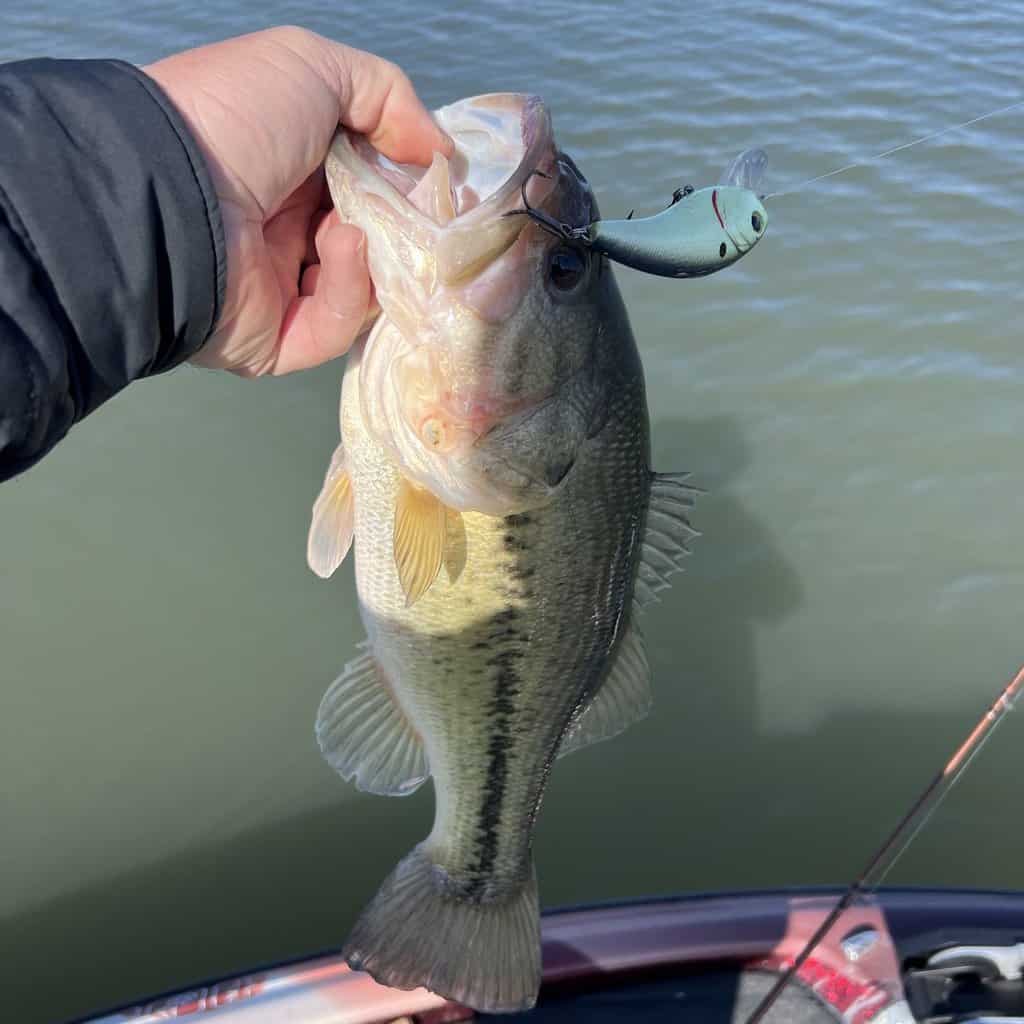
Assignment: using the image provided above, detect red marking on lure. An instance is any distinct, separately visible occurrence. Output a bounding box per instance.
[711,188,726,230]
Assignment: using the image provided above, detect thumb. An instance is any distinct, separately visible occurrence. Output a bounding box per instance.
[319,40,454,166]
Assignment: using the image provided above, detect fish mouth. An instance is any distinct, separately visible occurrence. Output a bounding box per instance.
[326,94,558,288]
[327,96,591,516]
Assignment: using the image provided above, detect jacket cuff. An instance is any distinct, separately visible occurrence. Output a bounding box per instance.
[126,61,228,366]
[0,58,226,420]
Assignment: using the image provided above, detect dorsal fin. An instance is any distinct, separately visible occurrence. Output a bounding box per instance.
[634,472,702,609]
[558,615,651,758]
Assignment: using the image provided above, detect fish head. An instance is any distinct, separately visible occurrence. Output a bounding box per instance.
[711,185,768,259]
[327,94,616,515]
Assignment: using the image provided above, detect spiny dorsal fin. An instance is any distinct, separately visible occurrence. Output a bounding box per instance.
[394,478,447,607]
[307,441,355,579]
[558,615,651,758]
[634,471,702,610]
[316,642,429,796]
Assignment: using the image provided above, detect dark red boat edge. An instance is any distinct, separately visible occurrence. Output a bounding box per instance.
[73,887,1024,1023]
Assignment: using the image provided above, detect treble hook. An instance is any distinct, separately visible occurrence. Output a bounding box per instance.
[503,170,591,245]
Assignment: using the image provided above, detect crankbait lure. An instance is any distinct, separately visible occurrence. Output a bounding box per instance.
[508,96,1024,283]
[507,148,769,278]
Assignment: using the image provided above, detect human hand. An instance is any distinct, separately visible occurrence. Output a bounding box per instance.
[144,27,451,376]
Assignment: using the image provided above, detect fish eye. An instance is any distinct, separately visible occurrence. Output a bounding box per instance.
[719,242,727,258]
[548,246,587,292]
[751,211,763,233]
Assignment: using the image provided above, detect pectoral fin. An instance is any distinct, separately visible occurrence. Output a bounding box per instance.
[558,616,651,758]
[316,642,429,796]
[307,442,355,579]
[634,471,701,609]
[394,478,447,607]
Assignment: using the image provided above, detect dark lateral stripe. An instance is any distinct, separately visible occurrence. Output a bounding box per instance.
[464,606,524,898]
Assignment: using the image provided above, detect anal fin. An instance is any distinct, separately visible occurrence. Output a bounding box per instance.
[558,616,651,758]
[316,643,429,796]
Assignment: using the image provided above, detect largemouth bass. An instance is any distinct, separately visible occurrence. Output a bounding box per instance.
[308,94,696,1012]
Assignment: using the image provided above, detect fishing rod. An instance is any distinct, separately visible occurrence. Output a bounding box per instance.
[745,663,1024,1024]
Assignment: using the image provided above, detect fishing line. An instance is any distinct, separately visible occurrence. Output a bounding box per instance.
[762,97,1024,200]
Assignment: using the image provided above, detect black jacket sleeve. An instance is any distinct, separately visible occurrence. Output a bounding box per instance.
[0,58,226,482]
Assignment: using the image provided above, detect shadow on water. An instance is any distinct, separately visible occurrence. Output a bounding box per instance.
[0,793,432,1024]
[653,414,805,731]
[4,416,1020,1024]
[535,414,806,899]
[634,418,1021,889]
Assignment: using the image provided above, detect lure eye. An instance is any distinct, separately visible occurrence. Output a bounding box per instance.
[751,211,763,233]
[547,246,587,292]
[719,242,728,259]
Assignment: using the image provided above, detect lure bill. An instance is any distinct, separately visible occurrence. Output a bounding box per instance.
[745,663,1024,1024]
[507,148,769,279]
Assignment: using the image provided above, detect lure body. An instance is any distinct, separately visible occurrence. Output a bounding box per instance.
[588,184,768,278]
[507,147,769,279]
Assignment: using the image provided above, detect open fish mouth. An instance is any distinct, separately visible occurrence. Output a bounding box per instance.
[324,94,599,516]
[326,93,559,288]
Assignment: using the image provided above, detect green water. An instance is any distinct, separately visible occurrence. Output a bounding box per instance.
[2,2,1023,1020]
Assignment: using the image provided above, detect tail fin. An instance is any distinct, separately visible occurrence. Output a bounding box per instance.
[343,844,540,1012]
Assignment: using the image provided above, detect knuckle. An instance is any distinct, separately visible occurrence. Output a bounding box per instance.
[377,58,409,89]
[267,24,315,46]
[264,25,333,62]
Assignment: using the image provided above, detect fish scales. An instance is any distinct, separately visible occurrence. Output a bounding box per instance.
[343,340,650,899]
